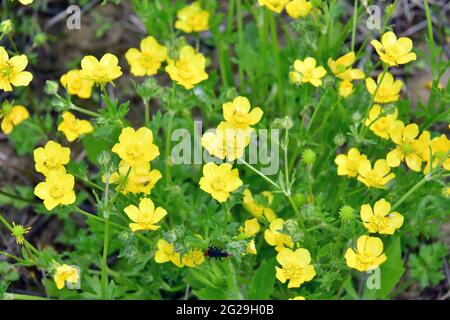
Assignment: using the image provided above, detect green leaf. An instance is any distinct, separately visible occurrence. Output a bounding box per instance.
[247,258,276,300]
[364,237,404,299]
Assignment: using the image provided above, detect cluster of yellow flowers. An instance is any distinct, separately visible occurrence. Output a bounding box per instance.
[33,141,76,210]
[155,239,205,268]
[199,96,264,202]
[0,46,33,134]
[290,51,365,97]
[53,264,79,290]
[258,0,313,19]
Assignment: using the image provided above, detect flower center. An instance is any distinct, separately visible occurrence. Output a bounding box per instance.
[125,144,145,162]
[50,185,65,199]
[44,158,60,170]
[211,177,226,191]
[140,53,155,69]
[401,143,414,155]
[0,62,13,78]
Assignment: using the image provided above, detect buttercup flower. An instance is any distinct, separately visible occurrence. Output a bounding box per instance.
[60,69,94,99]
[33,141,70,176]
[357,159,395,188]
[258,0,289,13]
[125,36,168,76]
[34,167,76,210]
[0,46,33,91]
[80,53,122,86]
[112,127,160,167]
[108,161,162,195]
[422,134,450,173]
[222,96,263,129]
[165,45,208,89]
[1,104,29,134]
[360,199,404,234]
[364,104,398,140]
[264,218,294,251]
[199,162,243,202]
[387,122,424,172]
[275,248,316,288]
[290,57,327,87]
[154,239,183,267]
[327,52,364,81]
[175,2,209,33]
[124,198,167,232]
[334,148,367,177]
[201,121,253,161]
[371,31,417,66]
[240,218,260,237]
[181,249,205,267]
[54,264,79,290]
[11,222,31,245]
[19,0,34,4]
[285,0,312,19]
[345,235,387,272]
[289,296,306,300]
[339,80,353,98]
[242,189,277,221]
[58,112,93,142]
[365,72,402,104]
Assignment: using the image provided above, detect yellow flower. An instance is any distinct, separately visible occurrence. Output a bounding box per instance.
[199,162,243,203]
[165,45,208,89]
[264,218,294,251]
[1,105,29,134]
[60,69,94,99]
[108,160,162,195]
[154,239,183,267]
[111,127,160,167]
[182,249,205,267]
[80,53,122,86]
[360,199,404,235]
[290,57,327,87]
[357,159,395,189]
[334,148,367,177]
[258,0,289,13]
[289,295,305,300]
[242,189,277,221]
[57,112,93,142]
[371,31,416,66]
[125,36,168,76]
[201,121,253,161]
[222,96,263,129]
[33,141,70,176]
[386,122,424,172]
[175,2,209,33]
[19,0,34,4]
[0,46,33,92]
[338,80,353,98]
[285,0,312,19]
[34,167,76,210]
[327,52,365,81]
[345,235,387,272]
[54,264,79,290]
[239,218,261,237]
[246,240,257,255]
[364,104,398,140]
[124,198,167,232]
[275,248,316,288]
[422,134,450,173]
[365,72,402,104]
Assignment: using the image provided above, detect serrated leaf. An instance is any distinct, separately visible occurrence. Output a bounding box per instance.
[247,258,276,300]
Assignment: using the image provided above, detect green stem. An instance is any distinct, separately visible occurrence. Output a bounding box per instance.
[350,0,358,52]
[236,0,244,89]
[268,12,283,112]
[4,293,49,300]
[101,174,111,299]
[0,189,35,203]
[0,214,40,256]
[69,104,101,118]
[307,90,328,132]
[391,175,431,211]
[240,159,281,190]
[144,98,150,128]
[165,112,174,186]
